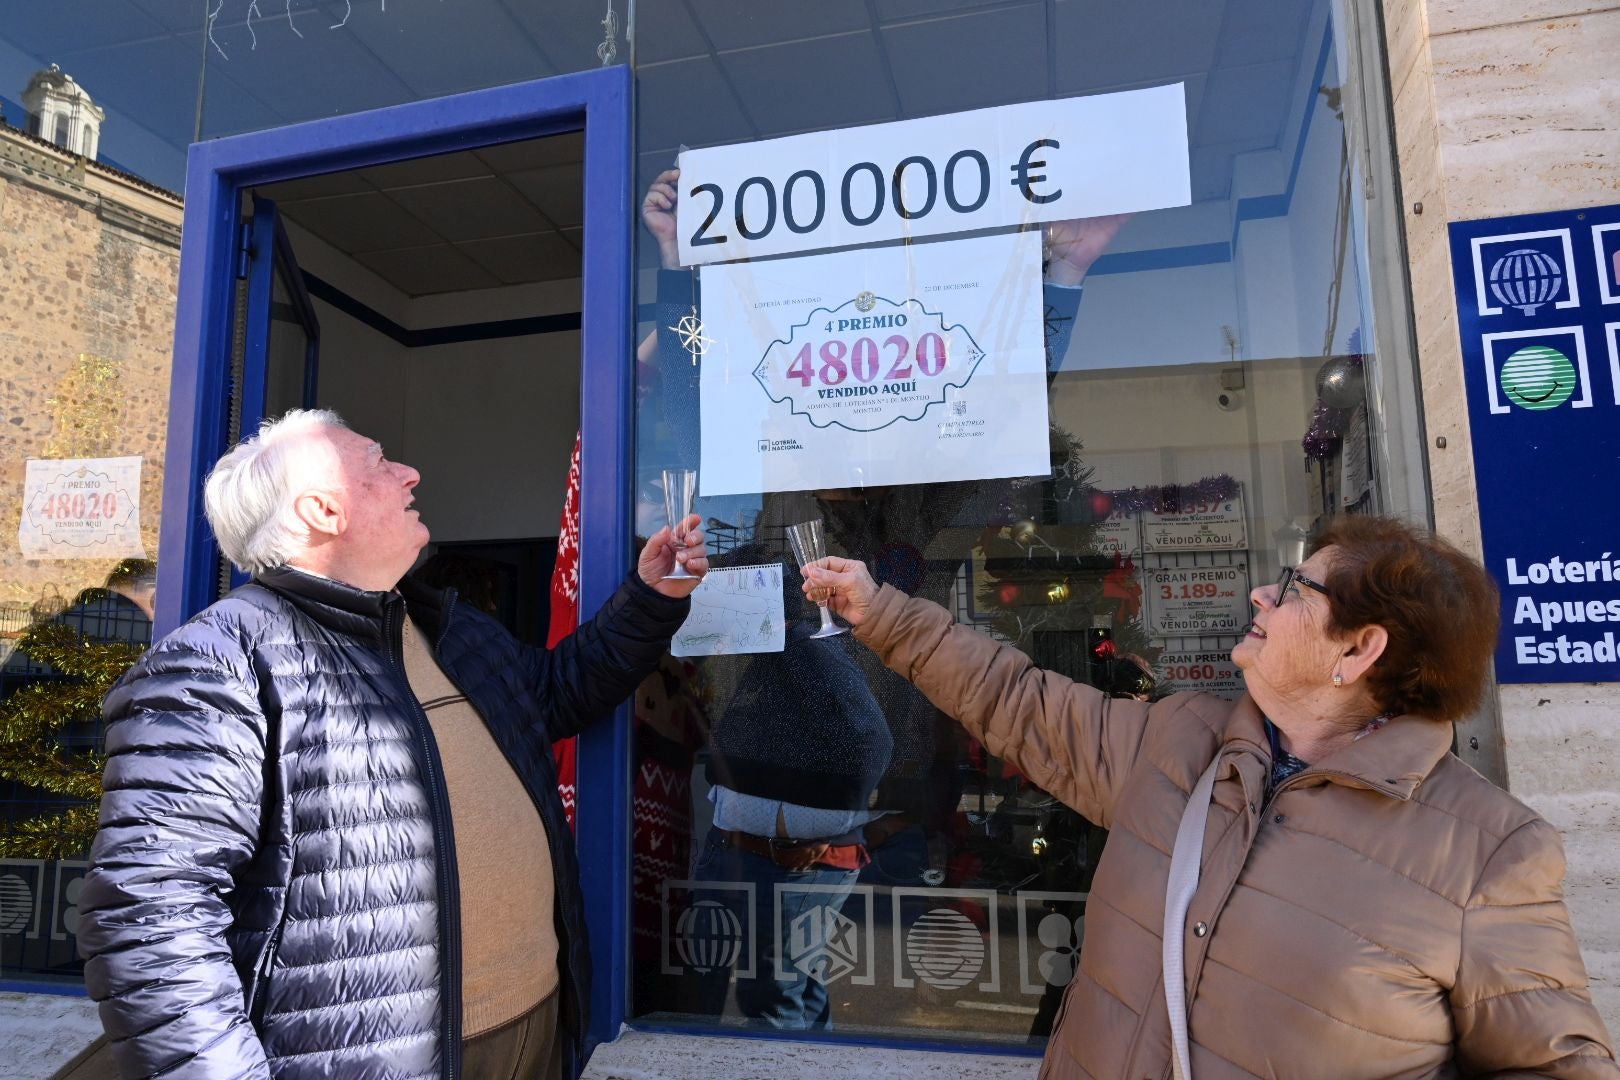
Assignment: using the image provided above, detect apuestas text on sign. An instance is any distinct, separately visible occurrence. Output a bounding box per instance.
[1502,551,1620,667]
[676,85,1190,266]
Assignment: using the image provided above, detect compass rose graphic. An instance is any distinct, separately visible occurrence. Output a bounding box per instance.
[670,307,713,365]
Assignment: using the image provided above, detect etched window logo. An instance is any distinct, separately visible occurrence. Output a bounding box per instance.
[787,904,859,985]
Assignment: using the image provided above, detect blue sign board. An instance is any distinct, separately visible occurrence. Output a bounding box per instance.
[1449,202,1620,683]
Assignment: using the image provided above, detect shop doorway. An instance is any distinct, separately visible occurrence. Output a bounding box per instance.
[241,135,588,643]
[157,68,636,1049]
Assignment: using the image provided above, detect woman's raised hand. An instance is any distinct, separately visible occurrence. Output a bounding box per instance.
[802,556,879,627]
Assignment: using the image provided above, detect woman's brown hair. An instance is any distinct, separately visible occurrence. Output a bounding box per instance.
[1310,516,1499,722]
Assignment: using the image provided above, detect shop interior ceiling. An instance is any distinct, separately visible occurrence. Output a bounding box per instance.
[6,0,1313,282]
[266,136,586,297]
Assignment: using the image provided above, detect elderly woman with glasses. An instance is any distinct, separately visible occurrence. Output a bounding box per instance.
[804,515,1616,1079]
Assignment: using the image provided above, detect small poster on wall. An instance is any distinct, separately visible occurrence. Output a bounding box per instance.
[698,231,1050,495]
[1092,509,1139,556]
[1144,557,1250,637]
[1142,490,1247,552]
[1155,649,1245,699]
[19,457,145,560]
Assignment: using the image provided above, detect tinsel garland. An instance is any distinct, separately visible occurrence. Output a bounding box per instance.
[1302,401,1349,460]
[0,623,141,859]
[1102,474,1242,516]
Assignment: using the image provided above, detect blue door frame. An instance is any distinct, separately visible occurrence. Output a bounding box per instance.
[157,66,636,1053]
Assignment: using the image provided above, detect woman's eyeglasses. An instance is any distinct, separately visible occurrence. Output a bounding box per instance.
[1274,566,1330,606]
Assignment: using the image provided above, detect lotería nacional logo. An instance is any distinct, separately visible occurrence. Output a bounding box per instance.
[1488,248,1564,316]
[673,900,744,974]
[1499,345,1578,410]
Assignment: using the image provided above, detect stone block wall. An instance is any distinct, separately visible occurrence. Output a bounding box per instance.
[0,135,180,620]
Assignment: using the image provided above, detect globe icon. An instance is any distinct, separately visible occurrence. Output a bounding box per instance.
[674,900,743,974]
[0,873,33,933]
[1488,248,1563,315]
[1499,345,1578,411]
[904,908,984,989]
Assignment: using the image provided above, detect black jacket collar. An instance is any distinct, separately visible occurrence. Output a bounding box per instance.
[253,565,455,648]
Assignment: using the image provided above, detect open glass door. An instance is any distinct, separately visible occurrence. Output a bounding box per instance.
[219,195,321,593]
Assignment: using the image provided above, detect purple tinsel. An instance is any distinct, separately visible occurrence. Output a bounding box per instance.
[1107,474,1242,516]
[1302,401,1349,460]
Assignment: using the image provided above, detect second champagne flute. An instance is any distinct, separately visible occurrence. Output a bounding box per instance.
[661,468,698,581]
[785,519,846,639]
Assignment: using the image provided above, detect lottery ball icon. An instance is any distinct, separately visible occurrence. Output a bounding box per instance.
[904,908,984,989]
[1499,345,1577,411]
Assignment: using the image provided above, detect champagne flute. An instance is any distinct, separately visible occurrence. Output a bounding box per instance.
[785,519,846,639]
[661,468,699,581]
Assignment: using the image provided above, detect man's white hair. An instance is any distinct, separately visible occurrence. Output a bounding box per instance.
[204,409,348,575]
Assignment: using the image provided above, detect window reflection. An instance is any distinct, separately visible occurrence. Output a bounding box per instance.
[632,0,1383,1047]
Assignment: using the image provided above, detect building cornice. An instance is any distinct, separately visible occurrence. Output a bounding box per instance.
[0,125,181,249]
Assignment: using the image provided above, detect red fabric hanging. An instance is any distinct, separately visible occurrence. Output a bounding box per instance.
[548,431,583,831]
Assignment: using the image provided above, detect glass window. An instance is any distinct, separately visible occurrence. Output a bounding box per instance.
[0,214,178,983]
[630,0,1398,1050]
[0,7,185,983]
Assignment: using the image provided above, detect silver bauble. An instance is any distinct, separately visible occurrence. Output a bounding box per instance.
[1315,357,1365,411]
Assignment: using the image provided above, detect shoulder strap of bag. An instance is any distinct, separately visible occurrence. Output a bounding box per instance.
[1163,754,1221,1080]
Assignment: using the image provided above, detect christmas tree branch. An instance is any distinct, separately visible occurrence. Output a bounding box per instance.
[0,804,99,860]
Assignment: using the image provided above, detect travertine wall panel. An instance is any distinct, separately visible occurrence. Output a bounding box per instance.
[1429,12,1620,218]
[1427,1,1620,37]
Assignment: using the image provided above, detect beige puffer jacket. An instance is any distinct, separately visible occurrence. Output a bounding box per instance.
[856,585,1618,1079]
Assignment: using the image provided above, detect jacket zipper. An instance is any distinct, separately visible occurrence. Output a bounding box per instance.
[386,602,463,1080]
[246,913,289,1026]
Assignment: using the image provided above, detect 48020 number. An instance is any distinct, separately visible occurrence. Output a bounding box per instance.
[38,491,118,521]
[784,332,949,387]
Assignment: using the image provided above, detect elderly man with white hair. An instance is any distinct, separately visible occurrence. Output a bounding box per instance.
[76,409,707,1080]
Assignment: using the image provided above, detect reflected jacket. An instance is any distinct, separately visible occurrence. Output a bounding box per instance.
[855,585,1619,1079]
[78,566,689,1080]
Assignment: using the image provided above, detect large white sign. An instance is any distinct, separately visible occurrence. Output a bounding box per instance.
[699,232,1050,495]
[676,85,1191,266]
[20,457,145,560]
[1145,557,1250,637]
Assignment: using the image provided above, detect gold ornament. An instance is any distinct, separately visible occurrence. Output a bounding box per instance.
[1046,581,1070,604]
[1010,519,1038,545]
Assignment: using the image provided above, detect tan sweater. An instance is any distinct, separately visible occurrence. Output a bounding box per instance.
[401,617,559,1037]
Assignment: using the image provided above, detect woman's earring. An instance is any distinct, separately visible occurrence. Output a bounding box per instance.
[1332,671,1344,688]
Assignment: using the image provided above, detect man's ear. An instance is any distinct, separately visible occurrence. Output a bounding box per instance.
[293,489,346,540]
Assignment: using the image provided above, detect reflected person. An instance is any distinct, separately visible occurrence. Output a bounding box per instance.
[687,557,892,1030]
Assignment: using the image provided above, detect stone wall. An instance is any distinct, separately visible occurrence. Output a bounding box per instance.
[0,131,180,625]
[1383,0,1620,1031]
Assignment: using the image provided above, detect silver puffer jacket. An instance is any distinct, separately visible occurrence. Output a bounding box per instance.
[77,567,688,1079]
